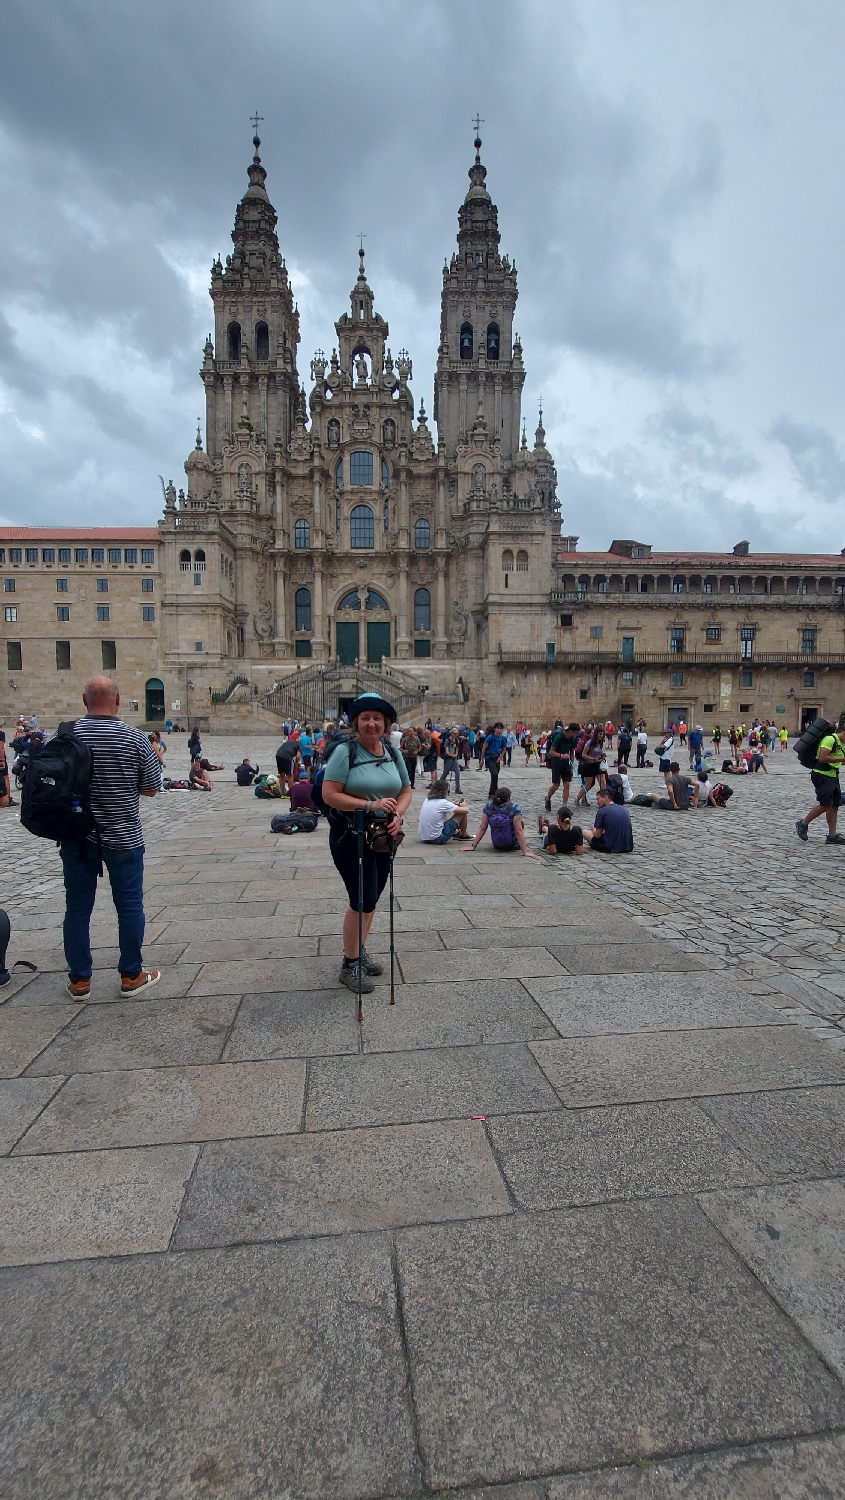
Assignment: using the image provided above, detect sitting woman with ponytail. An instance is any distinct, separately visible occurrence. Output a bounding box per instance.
[320,693,413,995]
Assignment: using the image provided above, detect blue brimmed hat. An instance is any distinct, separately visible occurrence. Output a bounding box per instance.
[348,692,397,725]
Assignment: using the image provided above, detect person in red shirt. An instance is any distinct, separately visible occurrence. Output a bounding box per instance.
[290,770,317,814]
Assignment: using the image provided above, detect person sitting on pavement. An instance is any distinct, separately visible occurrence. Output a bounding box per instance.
[189,756,213,790]
[694,769,719,807]
[418,778,469,843]
[235,758,259,786]
[538,804,584,855]
[630,762,692,810]
[290,769,318,814]
[795,722,845,845]
[253,774,283,798]
[582,786,634,853]
[461,786,540,858]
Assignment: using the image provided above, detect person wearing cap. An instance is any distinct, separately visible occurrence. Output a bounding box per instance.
[320,692,413,994]
[289,768,317,814]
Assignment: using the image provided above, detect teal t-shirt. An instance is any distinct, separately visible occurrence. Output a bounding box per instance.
[322,740,410,799]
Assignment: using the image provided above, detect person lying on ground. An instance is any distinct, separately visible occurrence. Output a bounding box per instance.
[538,804,584,855]
[199,757,224,771]
[235,758,259,786]
[461,786,541,858]
[582,787,634,852]
[629,762,693,809]
[418,778,470,843]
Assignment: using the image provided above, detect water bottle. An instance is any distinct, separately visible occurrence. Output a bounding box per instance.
[70,797,82,814]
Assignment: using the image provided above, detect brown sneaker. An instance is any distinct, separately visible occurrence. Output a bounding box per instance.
[120,969,161,997]
[66,977,91,1000]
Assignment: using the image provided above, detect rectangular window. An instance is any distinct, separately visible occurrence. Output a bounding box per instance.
[194,641,203,652]
[294,638,312,657]
[7,641,22,670]
[622,670,634,686]
[621,636,634,660]
[741,669,753,687]
[142,577,154,592]
[414,638,431,657]
[596,580,608,593]
[56,577,68,592]
[42,548,55,563]
[579,688,589,699]
[704,703,715,712]
[142,605,155,621]
[141,548,154,564]
[124,548,138,564]
[804,670,815,687]
[4,578,14,592]
[91,547,105,563]
[25,548,38,563]
[108,548,121,563]
[57,605,70,621]
[194,571,202,586]
[739,703,752,712]
[671,669,684,686]
[58,547,71,563]
[545,642,556,662]
[0,548,4,563]
[706,627,721,641]
[349,450,374,486]
[670,629,685,653]
[589,625,603,639]
[10,548,22,562]
[741,627,755,660]
[101,640,117,670]
[702,582,713,594]
[96,578,108,592]
[802,628,817,654]
[4,605,17,621]
[672,580,685,593]
[97,605,110,622]
[56,640,71,670]
[560,613,573,627]
[75,548,88,563]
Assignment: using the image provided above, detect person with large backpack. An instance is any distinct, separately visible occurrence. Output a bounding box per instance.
[21,675,162,999]
[460,786,540,859]
[794,718,845,844]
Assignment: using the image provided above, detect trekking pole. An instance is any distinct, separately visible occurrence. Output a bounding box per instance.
[356,809,365,1023]
[388,839,396,1005]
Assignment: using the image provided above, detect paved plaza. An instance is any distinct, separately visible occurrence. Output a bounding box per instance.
[2,735,845,1498]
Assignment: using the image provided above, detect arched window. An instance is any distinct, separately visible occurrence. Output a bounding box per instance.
[486,323,500,360]
[335,458,343,488]
[227,322,241,361]
[255,322,269,361]
[366,589,389,610]
[295,588,311,631]
[516,550,529,572]
[460,323,473,359]
[502,549,514,572]
[414,517,430,549]
[381,457,390,488]
[193,549,205,563]
[414,587,431,631]
[350,450,374,486]
[472,465,486,493]
[294,518,310,550]
[350,504,374,548]
[382,418,396,446]
[179,549,191,564]
[338,590,361,610]
[383,499,390,534]
[327,418,341,446]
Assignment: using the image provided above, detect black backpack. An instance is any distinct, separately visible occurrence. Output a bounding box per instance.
[605,773,626,805]
[793,717,836,769]
[312,738,401,818]
[20,722,97,845]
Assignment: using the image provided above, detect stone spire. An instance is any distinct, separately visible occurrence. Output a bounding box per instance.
[215,129,290,294]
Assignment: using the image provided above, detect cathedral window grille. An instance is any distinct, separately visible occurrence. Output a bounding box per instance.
[516,550,529,572]
[295,588,312,631]
[382,419,396,446]
[350,504,375,548]
[502,549,514,572]
[414,587,431,631]
[255,322,269,361]
[486,323,500,360]
[802,628,817,654]
[327,418,341,446]
[366,589,389,611]
[472,465,486,493]
[414,517,430,549]
[193,550,206,568]
[670,629,685,654]
[381,457,390,488]
[180,550,192,570]
[294,518,310,550]
[350,450,374,487]
[460,323,473,359]
[227,322,241,361]
[383,500,390,534]
[338,590,361,610]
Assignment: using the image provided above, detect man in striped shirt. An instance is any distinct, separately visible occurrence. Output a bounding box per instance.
[62,676,162,999]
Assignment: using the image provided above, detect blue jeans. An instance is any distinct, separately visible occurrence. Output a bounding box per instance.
[61,842,146,981]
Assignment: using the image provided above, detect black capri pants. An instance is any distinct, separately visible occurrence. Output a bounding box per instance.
[329,817,392,913]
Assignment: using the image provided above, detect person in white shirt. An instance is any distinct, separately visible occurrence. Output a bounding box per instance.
[694,770,718,807]
[617,768,634,802]
[389,725,403,752]
[418,779,469,843]
[636,728,649,768]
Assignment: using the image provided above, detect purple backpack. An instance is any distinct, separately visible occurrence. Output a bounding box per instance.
[488,803,517,849]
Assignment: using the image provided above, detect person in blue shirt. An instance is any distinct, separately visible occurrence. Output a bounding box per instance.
[298,726,313,769]
[582,787,634,853]
[482,722,506,797]
[687,724,704,770]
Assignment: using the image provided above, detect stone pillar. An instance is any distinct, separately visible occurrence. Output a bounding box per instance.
[224,376,233,439]
[434,555,448,658]
[203,375,215,459]
[259,375,268,439]
[313,565,328,659]
[313,474,323,544]
[274,558,287,644]
[397,558,411,658]
[494,377,502,438]
[459,375,467,437]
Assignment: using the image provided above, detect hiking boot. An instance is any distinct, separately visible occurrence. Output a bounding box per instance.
[544,796,552,812]
[825,832,845,845]
[66,977,91,1000]
[794,819,809,842]
[338,959,374,994]
[120,969,161,997]
[359,946,384,976]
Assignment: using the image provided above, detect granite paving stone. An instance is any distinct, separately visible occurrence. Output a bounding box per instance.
[697,1086,845,1180]
[360,980,557,1052]
[0,1077,65,1154]
[175,1118,512,1246]
[8,961,203,1006]
[439,922,642,950]
[25,995,241,1075]
[306,1043,560,1130]
[530,1025,845,1106]
[398,947,566,983]
[153,915,292,943]
[700,1177,845,1380]
[178,934,319,962]
[545,1433,845,1498]
[547,943,713,975]
[487,1101,766,1209]
[0,1238,419,1499]
[143,881,250,906]
[14,1059,306,1153]
[189,955,358,995]
[13,941,189,974]
[464,905,626,930]
[222,988,360,1060]
[0,1144,197,1266]
[300,906,473,935]
[523,972,786,1036]
[0,1004,78,1077]
[396,1196,845,1490]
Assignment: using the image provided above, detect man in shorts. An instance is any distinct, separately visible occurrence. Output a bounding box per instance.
[544,722,578,811]
[795,727,845,844]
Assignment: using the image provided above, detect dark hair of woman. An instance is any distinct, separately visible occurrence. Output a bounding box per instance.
[491,786,512,806]
[427,778,450,799]
[587,730,604,752]
[557,806,572,822]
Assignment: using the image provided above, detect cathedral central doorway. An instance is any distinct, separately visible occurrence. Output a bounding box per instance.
[366,621,390,664]
[336,622,359,664]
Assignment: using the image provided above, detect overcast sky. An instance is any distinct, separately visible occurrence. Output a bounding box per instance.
[1,0,844,552]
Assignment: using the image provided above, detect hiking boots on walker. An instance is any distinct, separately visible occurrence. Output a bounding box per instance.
[359,946,384,976]
[339,957,374,994]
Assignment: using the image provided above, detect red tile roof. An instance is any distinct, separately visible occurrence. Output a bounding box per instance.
[0,527,158,541]
[555,552,845,566]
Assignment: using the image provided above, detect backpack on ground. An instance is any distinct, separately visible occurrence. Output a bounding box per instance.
[20,722,98,846]
[712,783,734,806]
[488,804,517,849]
[271,812,319,834]
[605,773,626,805]
[312,738,402,818]
[793,718,835,769]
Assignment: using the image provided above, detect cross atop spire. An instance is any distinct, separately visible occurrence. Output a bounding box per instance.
[472,113,484,162]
